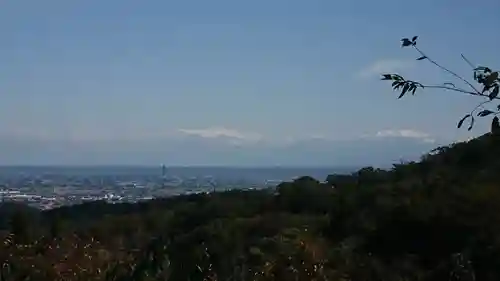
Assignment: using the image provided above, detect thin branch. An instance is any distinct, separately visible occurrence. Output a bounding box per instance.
[413,45,482,95]
[420,85,500,100]
[470,99,494,115]
[423,85,476,95]
[460,54,476,69]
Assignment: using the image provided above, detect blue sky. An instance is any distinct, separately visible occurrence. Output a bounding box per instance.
[0,0,499,166]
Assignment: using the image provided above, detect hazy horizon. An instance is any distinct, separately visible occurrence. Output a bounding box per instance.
[0,134,445,166]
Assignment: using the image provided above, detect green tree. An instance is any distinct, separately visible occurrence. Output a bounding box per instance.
[9,210,32,244]
[381,36,500,133]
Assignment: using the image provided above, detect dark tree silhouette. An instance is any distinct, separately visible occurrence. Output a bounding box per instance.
[381,36,500,132]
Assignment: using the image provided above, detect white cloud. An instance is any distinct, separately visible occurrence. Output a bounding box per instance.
[358,59,415,78]
[374,129,435,143]
[375,129,428,138]
[178,127,263,142]
[421,138,436,143]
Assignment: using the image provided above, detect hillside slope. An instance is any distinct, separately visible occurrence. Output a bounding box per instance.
[0,134,499,281]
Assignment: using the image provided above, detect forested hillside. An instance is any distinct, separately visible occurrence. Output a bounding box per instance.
[0,133,499,281]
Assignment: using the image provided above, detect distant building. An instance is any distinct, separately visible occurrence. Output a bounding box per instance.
[161,164,166,188]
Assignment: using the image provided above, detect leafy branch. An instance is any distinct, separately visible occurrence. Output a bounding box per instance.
[381,36,500,133]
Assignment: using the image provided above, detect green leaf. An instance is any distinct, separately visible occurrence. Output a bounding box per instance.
[398,83,410,98]
[468,117,475,131]
[457,114,471,128]
[475,66,489,71]
[485,72,499,86]
[381,74,392,80]
[392,74,403,81]
[477,110,495,117]
[394,81,405,90]
[408,84,414,94]
[401,38,413,47]
[402,83,410,92]
[249,247,263,256]
[416,56,427,60]
[412,36,418,42]
[489,85,499,100]
[492,116,500,134]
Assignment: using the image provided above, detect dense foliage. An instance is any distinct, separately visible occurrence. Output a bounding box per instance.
[0,133,499,280]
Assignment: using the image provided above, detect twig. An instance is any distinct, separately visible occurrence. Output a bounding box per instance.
[420,85,500,100]
[460,54,476,70]
[413,45,482,95]
[470,99,494,115]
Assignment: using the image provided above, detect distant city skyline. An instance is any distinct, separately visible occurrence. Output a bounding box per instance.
[0,0,498,165]
[0,164,332,210]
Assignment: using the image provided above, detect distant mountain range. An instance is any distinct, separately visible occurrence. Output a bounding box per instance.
[0,135,444,167]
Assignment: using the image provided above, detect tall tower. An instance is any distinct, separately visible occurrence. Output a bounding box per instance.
[161,164,166,188]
